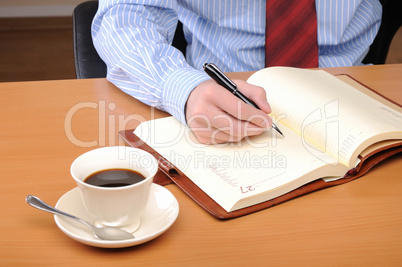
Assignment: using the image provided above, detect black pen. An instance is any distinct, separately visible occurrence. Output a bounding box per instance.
[203,63,284,137]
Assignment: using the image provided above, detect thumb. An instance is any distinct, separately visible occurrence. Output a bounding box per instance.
[235,80,272,114]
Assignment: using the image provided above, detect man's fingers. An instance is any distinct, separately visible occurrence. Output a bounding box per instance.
[188,111,266,144]
[235,80,272,114]
[210,89,272,129]
[185,79,273,144]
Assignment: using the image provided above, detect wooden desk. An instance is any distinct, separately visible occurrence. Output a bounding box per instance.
[1,64,401,266]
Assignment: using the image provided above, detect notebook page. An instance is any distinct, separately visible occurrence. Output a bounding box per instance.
[134,117,346,212]
[247,67,402,168]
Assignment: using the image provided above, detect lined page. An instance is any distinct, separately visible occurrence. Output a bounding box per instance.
[247,67,402,167]
[135,117,346,212]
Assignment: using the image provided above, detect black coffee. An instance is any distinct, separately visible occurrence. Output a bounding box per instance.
[84,168,146,188]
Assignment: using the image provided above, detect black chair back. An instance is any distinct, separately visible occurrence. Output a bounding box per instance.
[73,1,107,79]
[362,0,402,64]
[73,1,187,79]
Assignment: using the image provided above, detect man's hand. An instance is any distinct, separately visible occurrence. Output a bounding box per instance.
[185,79,272,144]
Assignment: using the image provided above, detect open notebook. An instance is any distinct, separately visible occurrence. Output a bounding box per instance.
[120,68,402,219]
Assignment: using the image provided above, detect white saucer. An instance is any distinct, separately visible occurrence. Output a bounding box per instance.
[54,184,179,248]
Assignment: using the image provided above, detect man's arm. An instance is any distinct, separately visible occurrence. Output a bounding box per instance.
[92,0,210,125]
[92,0,272,144]
[316,0,382,67]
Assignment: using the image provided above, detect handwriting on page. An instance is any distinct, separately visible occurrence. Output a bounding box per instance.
[207,164,238,187]
[339,134,357,161]
[239,170,288,194]
[207,164,257,194]
[240,186,255,193]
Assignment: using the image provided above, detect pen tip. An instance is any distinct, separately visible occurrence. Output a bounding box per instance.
[272,124,284,137]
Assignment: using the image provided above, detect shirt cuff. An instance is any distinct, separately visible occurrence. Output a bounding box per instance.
[161,67,210,125]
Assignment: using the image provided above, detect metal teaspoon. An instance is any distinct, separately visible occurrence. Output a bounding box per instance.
[26,195,134,241]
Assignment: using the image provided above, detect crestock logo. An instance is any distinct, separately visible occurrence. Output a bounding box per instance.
[301,99,340,165]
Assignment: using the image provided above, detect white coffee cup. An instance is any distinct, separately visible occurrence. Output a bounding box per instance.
[70,146,158,232]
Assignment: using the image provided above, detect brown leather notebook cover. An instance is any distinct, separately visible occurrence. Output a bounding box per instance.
[119,129,402,219]
[119,75,402,219]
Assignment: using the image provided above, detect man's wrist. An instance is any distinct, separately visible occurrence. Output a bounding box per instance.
[162,68,210,125]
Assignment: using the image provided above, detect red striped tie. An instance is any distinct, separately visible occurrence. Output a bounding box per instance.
[265,0,319,68]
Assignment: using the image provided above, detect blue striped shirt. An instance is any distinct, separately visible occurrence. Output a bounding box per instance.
[92,0,382,125]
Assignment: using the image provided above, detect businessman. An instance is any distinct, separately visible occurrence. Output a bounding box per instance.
[92,0,381,144]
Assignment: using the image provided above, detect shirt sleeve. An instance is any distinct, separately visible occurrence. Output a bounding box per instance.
[316,0,382,67]
[92,0,210,125]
